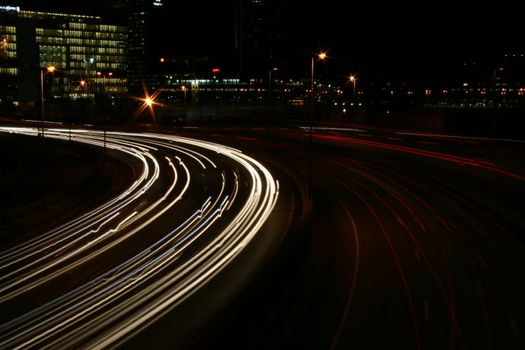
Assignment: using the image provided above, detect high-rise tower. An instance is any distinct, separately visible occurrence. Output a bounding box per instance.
[236,0,287,80]
[102,0,163,93]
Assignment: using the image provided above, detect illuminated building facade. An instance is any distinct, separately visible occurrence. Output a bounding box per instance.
[0,5,127,110]
[102,0,163,93]
[0,6,19,105]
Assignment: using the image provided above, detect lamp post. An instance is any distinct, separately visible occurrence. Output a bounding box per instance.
[309,52,327,199]
[96,71,112,156]
[349,74,357,103]
[181,85,187,105]
[40,65,56,138]
[39,64,55,210]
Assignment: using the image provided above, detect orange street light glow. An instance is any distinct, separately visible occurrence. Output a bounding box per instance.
[132,84,164,125]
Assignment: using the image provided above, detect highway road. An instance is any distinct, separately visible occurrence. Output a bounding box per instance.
[0,126,300,349]
[1,123,523,349]
[178,125,525,350]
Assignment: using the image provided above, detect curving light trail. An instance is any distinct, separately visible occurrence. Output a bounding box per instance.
[0,126,279,349]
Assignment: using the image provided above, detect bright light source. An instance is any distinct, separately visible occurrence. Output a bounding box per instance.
[318,52,327,60]
[145,98,153,106]
[47,65,56,73]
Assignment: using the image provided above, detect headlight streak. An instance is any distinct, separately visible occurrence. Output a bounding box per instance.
[0,127,279,349]
[0,131,153,265]
[0,134,163,302]
[90,150,279,349]
[125,135,216,171]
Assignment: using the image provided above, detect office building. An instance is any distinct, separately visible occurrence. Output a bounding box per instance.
[102,0,163,93]
[0,5,127,112]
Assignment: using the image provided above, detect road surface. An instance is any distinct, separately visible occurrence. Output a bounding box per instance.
[0,126,303,349]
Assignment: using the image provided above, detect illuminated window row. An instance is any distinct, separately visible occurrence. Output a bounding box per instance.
[0,34,16,42]
[36,28,67,36]
[95,63,124,70]
[69,62,124,70]
[0,26,16,34]
[39,45,67,54]
[38,36,124,48]
[0,67,19,75]
[21,10,101,20]
[65,38,123,47]
[37,36,65,45]
[70,47,124,55]
[59,30,125,40]
[68,23,125,33]
[105,86,127,93]
[70,53,124,61]
[93,78,127,84]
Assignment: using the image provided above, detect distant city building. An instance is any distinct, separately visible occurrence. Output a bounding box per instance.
[0,5,127,112]
[102,0,163,93]
[236,0,288,81]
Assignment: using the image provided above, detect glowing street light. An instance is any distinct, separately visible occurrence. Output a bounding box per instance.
[309,51,327,199]
[132,88,162,126]
[348,74,357,102]
[40,64,56,138]
[39,64,55,210]
[311,52,327,107]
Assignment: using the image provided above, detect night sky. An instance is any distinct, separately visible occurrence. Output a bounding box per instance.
[11,0,524,82]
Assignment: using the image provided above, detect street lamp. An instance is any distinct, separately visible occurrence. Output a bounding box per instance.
[309,51,327,199]
[39,64,55,210]
[349,74,357,103]
[181,85,187,105]
[132,89,161,126]
[311,52,327,108]
[96,71,113,155]
[40,64,56,138]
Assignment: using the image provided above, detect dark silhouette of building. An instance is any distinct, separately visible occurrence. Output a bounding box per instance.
[102,0,163,94]
[236,0,288,81]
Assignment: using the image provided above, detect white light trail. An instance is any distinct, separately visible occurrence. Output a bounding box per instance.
[0,126,279,349]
